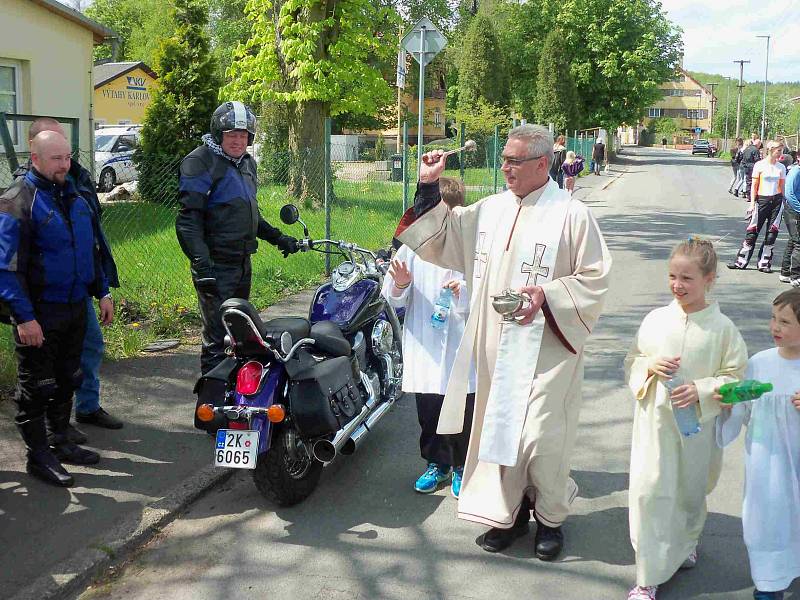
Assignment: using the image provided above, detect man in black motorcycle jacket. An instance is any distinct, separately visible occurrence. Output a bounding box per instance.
[176,101,299,375]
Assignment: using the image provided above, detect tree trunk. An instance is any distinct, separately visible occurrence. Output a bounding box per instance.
[287,100,328,209]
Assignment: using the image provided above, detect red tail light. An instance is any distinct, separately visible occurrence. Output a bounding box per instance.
[236,361,263,395]
[228,420,249,430]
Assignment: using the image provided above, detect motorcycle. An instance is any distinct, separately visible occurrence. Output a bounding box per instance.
[194,204,403,506]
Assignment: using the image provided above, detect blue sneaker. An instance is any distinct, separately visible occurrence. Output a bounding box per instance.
[451,467,463,498]
[414,463,451,493]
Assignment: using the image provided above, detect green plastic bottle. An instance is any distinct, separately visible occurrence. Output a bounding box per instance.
[718,380,773,404]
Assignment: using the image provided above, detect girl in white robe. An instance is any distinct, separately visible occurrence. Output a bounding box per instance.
[624,238,748,600]
[716,289,800,600]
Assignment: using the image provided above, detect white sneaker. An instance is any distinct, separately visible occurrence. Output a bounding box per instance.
[628,585,658,600]
[779,275,791,283]
[680,547,698,569]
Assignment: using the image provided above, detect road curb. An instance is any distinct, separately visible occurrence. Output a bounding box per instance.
[11,464,235,600]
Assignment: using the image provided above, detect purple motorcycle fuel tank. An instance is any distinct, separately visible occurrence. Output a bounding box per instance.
[309,279,384,333]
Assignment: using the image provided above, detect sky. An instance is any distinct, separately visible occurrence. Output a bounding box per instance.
[659,0,800,83]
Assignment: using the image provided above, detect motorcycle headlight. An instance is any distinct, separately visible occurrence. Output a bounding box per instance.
[371,319,393,354]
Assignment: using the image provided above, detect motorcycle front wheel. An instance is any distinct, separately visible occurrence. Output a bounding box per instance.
[253,425,323,506]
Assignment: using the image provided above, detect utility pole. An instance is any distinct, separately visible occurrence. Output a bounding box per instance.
[756,34,771,140]
[705,82,718,135]
[723,78,731,150]
[733,59,750,139]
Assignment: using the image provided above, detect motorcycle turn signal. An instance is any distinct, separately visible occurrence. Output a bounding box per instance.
[267,404,286,423]
[196,403,216,422]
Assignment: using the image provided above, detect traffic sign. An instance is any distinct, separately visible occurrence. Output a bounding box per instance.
[694,127,702,134]
[401,17,447,66]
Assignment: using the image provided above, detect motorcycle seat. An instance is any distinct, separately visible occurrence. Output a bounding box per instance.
[263,317,311,344]
[310,321,351,357]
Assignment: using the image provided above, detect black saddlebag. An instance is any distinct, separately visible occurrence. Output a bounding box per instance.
[193,356,236,432]
[290,355,364,438]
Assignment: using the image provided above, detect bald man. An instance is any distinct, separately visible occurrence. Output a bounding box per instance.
[14,118,122,437]
[0,131,111,487]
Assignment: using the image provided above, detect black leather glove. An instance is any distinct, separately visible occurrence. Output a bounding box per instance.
[194,277,219,297]
[276,235,299,258]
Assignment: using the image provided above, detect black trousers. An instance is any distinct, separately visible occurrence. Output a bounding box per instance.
[14,301,86,429]
[781,202,800,281]
[196,257,252,375]
[416,392,474,468]
[732,195,784,269]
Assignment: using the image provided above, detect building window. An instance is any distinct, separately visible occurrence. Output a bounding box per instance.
[0,60,21,146]
[648,108,663,118]
[433,109,442,128]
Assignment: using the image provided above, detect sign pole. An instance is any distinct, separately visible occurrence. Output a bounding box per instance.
[416,27,426,177]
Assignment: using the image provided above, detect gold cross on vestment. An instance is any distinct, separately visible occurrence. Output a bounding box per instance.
[521,243,549,285]
[474,232,489,278]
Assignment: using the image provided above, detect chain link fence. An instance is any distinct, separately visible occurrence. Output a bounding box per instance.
[0,125,596,323]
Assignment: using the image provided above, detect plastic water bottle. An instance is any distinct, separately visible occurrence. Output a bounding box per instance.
[664,372,701,437]
[431,288,453,330]
[718,380,773,404]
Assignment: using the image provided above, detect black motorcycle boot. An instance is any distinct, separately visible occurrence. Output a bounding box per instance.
[18,418,74,487]
[476,496,531,553]
[534,519,565,561]
[48,400,100,466]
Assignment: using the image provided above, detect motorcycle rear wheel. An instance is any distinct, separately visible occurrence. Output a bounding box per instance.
[253,425,323,506]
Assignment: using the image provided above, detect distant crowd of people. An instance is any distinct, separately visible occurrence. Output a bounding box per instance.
[548,134,606,196]
[726,133,800,285]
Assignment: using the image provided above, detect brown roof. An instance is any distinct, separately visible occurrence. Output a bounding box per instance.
[93,62,158,88]
[28,0,116,44]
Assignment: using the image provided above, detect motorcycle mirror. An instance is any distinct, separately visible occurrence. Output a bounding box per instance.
[280,331,293,355]
[280,204,300,226]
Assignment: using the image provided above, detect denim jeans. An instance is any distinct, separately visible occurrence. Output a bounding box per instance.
[74,297,104,414]
[781,202,800,281]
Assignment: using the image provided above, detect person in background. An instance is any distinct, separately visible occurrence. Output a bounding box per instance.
[550,135,568,188]
[728,138,744,197]
[740,139,763,201]
[381,176,475,498]
[779,150,800,286]
[728,140,787,273]
[560,151,585,196]
[592,138,606,175]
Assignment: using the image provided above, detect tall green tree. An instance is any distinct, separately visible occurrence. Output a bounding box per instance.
[134,0,221,203]
[207,0,251,81]
[534,29,581,133]
[559,0,683,129]
[224,0,398,206]
[456,13,509,113]
[86,0,175,67]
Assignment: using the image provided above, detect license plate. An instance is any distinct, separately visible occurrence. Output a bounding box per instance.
[214,429,259,469]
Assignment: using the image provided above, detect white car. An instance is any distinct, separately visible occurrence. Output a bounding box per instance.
[94,126,141,192]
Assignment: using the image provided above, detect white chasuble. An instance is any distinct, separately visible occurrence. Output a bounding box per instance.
[397,177,612,528]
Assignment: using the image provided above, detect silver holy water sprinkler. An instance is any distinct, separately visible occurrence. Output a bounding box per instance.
[441,139,477,159]
[491,289,527,322]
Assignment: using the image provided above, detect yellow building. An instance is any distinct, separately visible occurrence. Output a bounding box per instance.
[0,0,113,158]
[93,61,158,127]
[645,69,716,141]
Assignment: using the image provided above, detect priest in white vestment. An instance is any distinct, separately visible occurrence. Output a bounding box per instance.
[394,124,612,559]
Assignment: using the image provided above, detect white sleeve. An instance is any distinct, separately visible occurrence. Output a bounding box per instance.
[715,401,752,447]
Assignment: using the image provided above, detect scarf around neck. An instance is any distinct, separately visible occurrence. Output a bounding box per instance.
[202,133,245,166]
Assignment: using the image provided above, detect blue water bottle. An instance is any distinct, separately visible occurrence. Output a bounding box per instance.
[431,288,453,330]
[664,372,701,437]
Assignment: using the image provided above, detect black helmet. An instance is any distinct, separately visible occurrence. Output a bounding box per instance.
[210,101,256,145]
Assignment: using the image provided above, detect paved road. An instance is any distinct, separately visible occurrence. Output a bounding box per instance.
[77,147,798,600]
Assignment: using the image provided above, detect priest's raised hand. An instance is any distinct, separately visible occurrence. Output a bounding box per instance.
[512,285,545,325]
[419,150,448,183]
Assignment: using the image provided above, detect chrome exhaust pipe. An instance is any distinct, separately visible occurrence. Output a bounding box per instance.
[311,372,376,464]
[340,399,394,456]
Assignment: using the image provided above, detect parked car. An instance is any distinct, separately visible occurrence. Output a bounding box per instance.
[94,126,141,192]
[691,139,715,157]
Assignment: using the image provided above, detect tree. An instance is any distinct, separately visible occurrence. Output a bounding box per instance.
[454,98,507,167]
[207,0,251,81]
[534,29,581,133]
[559,0,683,129]
[134,0,222,203]
[224,0,398,206]
[650,116,678,142]
[456,13,509,113]
[86,0,175,66]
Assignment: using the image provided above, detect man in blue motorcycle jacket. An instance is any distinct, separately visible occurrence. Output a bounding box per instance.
[0,131,113,487]
[176,101,299,375]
